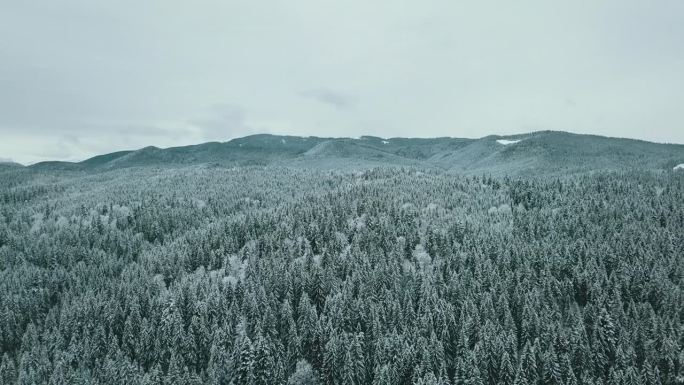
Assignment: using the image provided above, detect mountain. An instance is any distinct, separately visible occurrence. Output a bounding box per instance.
[24,131,684,175]
[0,159,24,173]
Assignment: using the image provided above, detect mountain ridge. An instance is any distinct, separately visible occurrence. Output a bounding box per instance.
[13,130,684,175]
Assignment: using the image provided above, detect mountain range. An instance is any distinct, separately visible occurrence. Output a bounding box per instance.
[7,131,684,176]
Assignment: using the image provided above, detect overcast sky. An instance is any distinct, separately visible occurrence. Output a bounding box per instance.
[1,0,683,164]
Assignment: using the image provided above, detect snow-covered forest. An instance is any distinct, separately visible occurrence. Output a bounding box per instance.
[0,166,682,384]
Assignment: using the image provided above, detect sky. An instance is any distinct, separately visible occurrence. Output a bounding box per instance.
[1,0,683,164]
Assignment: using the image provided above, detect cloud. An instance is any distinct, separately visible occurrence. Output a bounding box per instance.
[0,157,15,163]
[0,123,205,164]
[1,0,683,163]
[300,88,356,110]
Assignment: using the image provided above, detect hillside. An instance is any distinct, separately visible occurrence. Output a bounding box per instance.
[16,131,684,175]
[1,133,683,385]
[1,162,682,385]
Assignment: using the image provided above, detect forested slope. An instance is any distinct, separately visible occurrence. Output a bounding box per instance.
[23,131,684,175]
[0,165,682,384]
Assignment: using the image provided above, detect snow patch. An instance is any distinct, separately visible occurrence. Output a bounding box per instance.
[348,215,367,230]
[225,255,247,284]
[402,259,415,274]
[30,213,44,234]
[496,139,521,145]
[382,140,389,145]
[673,163,684,170]
[335,232,348,245]
[488,204,512,215]
[152,274,166,288]
[208,268,225,280]
[401,203,416,210]
[281,138,287,144]
[55,216,69,229]
[413,244,432,267]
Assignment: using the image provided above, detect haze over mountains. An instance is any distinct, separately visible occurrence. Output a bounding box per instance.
[9,131,684,176]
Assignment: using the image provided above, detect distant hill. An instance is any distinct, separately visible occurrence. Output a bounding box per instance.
[0,159,24,172]
[23,131,684,175]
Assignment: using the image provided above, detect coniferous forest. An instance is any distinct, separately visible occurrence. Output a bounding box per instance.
[0,163,682,385]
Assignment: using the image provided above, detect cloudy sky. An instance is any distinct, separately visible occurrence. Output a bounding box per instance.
[1,0,683,164]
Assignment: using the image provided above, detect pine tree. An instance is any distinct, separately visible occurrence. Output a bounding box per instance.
[513,361,529,385]
[0,354,17,385]
[236,337,255,385]
[164,351,184,385]
[498,351,515,385]
[143,363,163,385]
[641,360,662,385]
[207,328,233,385]
[253,333,277,385]
[372,364,394,385]
[542,346,562,385]
[288,360,319,385]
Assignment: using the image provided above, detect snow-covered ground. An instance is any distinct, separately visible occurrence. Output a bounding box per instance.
[496,139,521,145]
[382,140,389,144]
[674,163,684,170]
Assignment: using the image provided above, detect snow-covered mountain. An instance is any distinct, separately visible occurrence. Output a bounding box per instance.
[20,131,684,175]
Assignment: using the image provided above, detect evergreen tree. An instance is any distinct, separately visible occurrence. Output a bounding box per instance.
[0,354,17,385]
[288,360,319,385]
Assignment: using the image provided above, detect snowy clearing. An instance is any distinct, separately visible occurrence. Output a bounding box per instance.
[674,163,684,170]
[382,140,389,144]
[496,139,521,145]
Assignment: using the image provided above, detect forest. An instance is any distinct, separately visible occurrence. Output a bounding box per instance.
[0,165,682,384]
